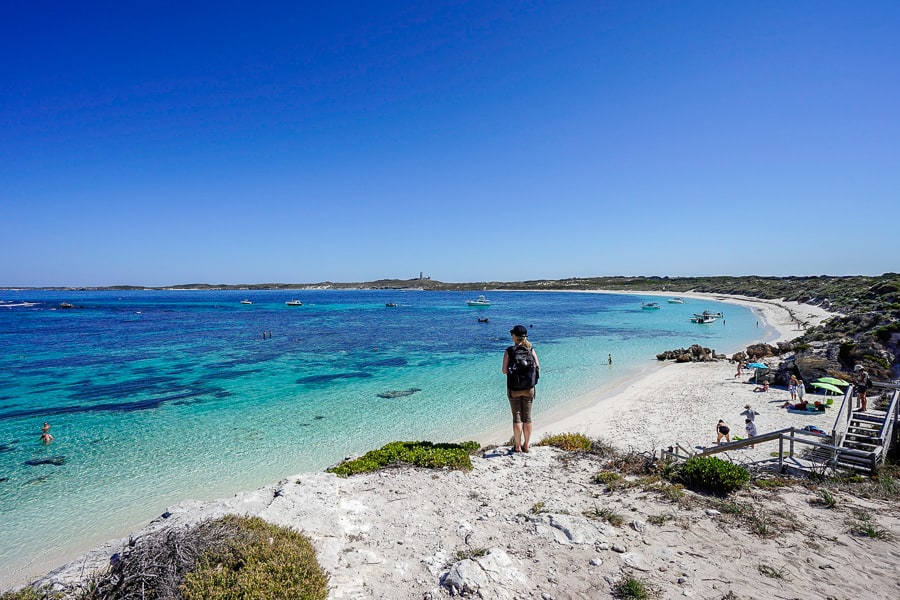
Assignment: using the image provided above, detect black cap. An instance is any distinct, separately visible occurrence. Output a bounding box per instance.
[510,325,528,337]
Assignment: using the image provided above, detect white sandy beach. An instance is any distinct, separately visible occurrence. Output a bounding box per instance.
[16,294,900,599]
[527,292,839,462]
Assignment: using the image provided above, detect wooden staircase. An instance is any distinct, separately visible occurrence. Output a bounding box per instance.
[822,385,899,474]
[807,409,890,472]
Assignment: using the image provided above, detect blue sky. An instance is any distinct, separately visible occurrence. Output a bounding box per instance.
[2,1,898,287]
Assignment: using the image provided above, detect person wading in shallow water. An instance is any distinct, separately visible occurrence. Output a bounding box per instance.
[40,422,54,444]
[502,325,540,453]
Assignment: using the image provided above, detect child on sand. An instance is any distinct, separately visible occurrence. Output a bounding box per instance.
[745,418,757,448]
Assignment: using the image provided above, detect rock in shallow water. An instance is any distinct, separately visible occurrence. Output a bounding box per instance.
[24,456,65,466]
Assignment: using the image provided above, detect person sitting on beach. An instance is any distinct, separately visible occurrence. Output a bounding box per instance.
[781,400,808,410]
[716,420,731,444]
[752,381,769,392]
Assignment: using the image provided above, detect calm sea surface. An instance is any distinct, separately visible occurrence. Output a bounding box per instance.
[0,289,769,583]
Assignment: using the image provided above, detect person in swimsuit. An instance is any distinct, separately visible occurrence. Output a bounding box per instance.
[716,420,731,444]
[40,422,54,444]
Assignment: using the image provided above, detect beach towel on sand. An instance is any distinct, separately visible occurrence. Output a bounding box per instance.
[801,425,828,436]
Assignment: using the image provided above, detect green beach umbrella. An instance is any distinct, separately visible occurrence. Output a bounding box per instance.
[811,382,844,395]
[816,377,849,387]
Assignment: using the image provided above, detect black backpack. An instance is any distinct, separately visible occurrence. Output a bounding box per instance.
[507,345,539,391]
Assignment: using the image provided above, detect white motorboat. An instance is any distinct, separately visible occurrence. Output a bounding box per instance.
[691,315,717,323]
[667,297,685,304]
[466,295,491,306]
[641,302,661,310]
[285,299,303,306]
[240,300,252,305]
[691,310,722,323]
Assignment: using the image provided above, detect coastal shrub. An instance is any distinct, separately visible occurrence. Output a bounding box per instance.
[0,587,61,600]
[327,441,477,477]
[75,515,327,600]
[593,470,622,484]
[612,575,651,599]
[672,456,749,496]
[584,505,624,526]
[538,432,593,452]
[181,516,329,600]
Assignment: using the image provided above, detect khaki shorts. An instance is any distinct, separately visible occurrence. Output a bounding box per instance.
[507,388,535,424]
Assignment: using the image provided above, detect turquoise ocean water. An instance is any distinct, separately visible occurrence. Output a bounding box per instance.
[0,289,769,583]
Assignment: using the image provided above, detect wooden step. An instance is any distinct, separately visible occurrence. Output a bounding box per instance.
[844,442,879,452]
[848,425,880,434]
[846,431,880,440]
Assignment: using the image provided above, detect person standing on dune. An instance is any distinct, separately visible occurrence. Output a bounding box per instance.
[503,325,540,453]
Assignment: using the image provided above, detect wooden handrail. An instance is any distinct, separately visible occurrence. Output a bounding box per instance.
[671,426,880,473]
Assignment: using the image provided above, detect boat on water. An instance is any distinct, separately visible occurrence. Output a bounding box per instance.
[385,302,399,307]
[667,297,685,304]
[285,300,303,306]
[59,302,74,309]
[691,310,722,323]
[240,300,252,305]
[691,315,717,323]
[641,302,661,310]
[466,295,491,307]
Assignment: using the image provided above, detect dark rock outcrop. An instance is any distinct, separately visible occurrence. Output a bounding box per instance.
[656,344,717,362]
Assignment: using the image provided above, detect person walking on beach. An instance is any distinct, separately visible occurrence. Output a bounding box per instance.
[716,420,731,444]
[734,361,743,378]
[608,353,612,366]
[740,404,759,423]
[502,325,540,453]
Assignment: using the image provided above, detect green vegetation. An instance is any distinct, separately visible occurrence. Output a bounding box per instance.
[647,513,675,526]
[814,488,837,508]
[181,516,329,600]
[454,547,488,561]
[753,476,790,489]
[58,515,328,600]
[584,504,625,526]
[0,587,61,600]
[849,510,892,540]
[538,432,593,452]
[758,564,789,580]
[593,470,623,484]
[326,440,479,477]
[670,456,749,496]
[612,575,653,599]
